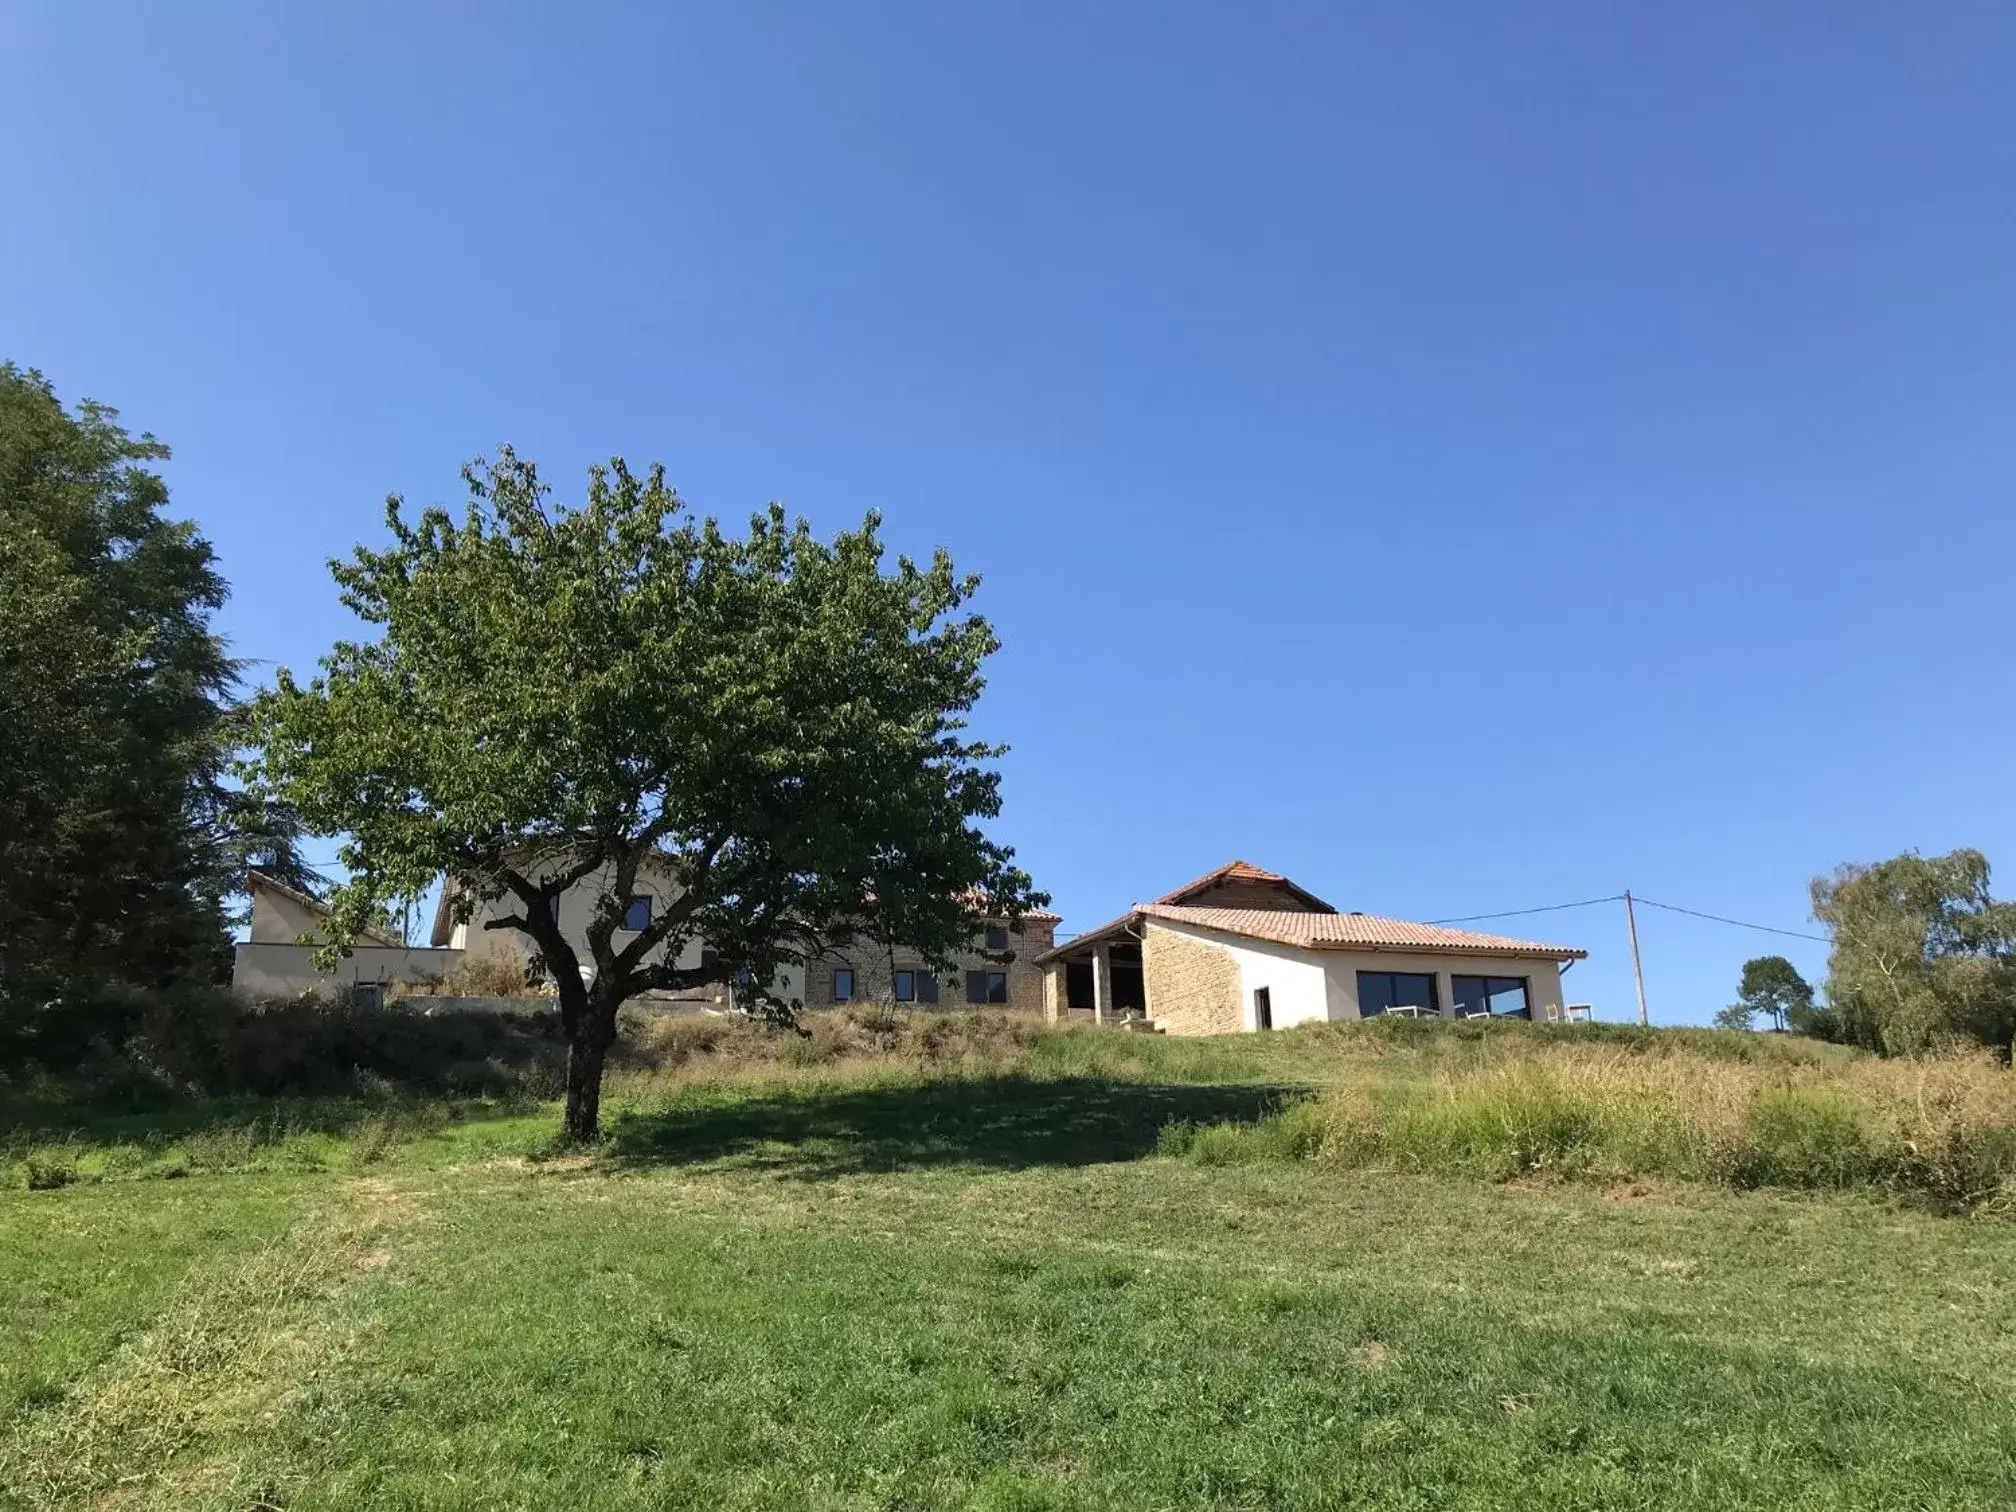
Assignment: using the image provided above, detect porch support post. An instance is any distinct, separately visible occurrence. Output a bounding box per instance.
[1092,944,1112,1026]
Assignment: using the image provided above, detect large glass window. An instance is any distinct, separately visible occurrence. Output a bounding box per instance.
[894,971,940,1004]
[1357,971,1438,1018]
[832,968,854,1003]
[966,970,1008,1004]
[1451,975,1531,1019]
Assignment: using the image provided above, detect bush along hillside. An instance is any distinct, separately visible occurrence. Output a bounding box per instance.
[1159,1020,2016,1214]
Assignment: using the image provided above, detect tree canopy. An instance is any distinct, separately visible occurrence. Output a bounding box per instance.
[1811,849,2016,1056]
[0,363,315,1026]
[1715,955,1816,1033]
[248,449,1044,1139]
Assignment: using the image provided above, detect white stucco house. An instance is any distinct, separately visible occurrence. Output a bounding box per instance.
[1037,860,1588,1034]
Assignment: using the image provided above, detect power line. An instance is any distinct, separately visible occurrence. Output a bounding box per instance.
[1629,896,1828,943]
[1429,895,1623,924]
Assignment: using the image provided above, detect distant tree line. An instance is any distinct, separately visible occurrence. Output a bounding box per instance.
[1716,849,2016,1058]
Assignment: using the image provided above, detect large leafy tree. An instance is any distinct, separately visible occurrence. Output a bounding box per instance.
[0,364,314,1019]
[247,450,1044,1141]
[1715,955,1816,1033]
[1810,850,2016,1056]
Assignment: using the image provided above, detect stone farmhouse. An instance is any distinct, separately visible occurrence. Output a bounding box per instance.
[1038,860,1587,1033]
[233,867,1060,1011]
[234,857,1586,1031]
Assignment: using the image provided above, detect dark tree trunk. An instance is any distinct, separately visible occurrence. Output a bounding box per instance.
[562,1016,614,1144]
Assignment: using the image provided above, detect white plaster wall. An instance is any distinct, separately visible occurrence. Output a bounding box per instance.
[1320,952,1571,1022]
[233,943,464,997]
[453,863,706,981]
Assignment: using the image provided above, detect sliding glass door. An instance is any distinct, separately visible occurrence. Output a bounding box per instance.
[1356,971,1438,1018]
[1451,975,1530,1019]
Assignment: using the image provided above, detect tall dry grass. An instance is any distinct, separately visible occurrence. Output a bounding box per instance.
[1161,1038,2016,1214]
[608,1005,1056,1094]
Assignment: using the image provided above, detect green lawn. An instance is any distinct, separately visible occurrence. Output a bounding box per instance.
[4,1028,2016,1509]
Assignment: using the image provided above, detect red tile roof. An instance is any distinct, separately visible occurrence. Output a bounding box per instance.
[1138,904,1585,959]
[1152,859,1337,912]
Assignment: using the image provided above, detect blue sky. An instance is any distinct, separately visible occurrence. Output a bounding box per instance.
[5,3,2013,1023]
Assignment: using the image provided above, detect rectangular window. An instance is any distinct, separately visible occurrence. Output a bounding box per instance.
[1357,971,1439,1018]
[918,971,939,1004]
[1451,975,1531,1020]
[984,924,1009,951]
[622,896,651,932]
[352,981,383,1011]
[547,896,562,924]
[1253,986,1272,1031]
[966,970,1009,1004]
[832,968,854,1003]
[894,970,916,1002]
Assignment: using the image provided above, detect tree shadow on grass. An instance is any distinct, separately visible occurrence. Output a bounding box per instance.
[603,1074,1292,1178]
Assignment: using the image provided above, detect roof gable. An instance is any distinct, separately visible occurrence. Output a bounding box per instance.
[1153,860,1337,914]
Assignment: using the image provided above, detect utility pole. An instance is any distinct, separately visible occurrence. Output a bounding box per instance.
[1624,889,1649,1026]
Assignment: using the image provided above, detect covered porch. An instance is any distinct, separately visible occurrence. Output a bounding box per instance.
[1040,921,1150,1025]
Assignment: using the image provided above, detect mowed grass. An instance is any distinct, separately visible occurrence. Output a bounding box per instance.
[4,1017,2016,1509]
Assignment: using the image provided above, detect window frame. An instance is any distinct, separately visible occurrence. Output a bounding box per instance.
[832,967,855,1003]
[621,895,652,932]
[983,924,1009,952]
[1253,985,1273,1031]
[1355,970,1440,1019]
[966,969,1009,1005]
[1450,974,1531,1020]
[894,970,917,1003]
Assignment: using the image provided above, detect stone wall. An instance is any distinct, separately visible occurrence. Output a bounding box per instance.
[803,918,1057,1010]
[1142,922,1244,1035]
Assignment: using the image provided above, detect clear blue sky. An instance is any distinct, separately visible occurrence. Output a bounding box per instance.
[5,3,2013,1023]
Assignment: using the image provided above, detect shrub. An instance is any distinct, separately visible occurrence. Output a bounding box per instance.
[23,1151,79,1190]
[1168,1037,2016,1214]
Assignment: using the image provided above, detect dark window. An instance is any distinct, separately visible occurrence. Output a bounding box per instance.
[1253,986,1273,1031]
[832,968,854,1003]
[547,896,562,924]
[701,946,719,972]
[1357,971,1439,1018]
[352,981,383,1011]
[622,896,651,932]
[832,925,856,946]
[1065,961,1095,1009]
[966,970,1009,1004]
[894,970,916,1002]
[918,972,939,1004]
[984,924,1009,951]
[1451,975,1531,1020]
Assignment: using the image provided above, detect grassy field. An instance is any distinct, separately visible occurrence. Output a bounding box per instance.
[4,1015,2016,1510]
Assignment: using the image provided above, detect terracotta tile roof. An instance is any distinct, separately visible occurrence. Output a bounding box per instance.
[1138,904,1586,960]
[1153,859,1337,912]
